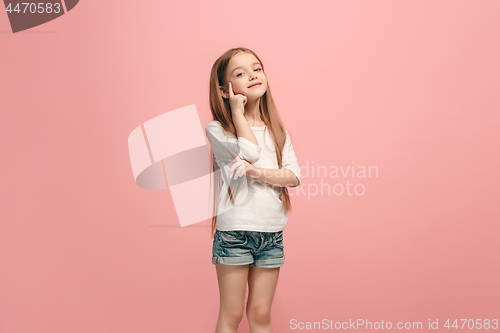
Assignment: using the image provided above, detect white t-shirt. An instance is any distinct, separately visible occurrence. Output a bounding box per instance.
[205,120,301,232]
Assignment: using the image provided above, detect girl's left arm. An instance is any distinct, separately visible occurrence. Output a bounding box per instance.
[251,129,301,188]
[251,168,299,187]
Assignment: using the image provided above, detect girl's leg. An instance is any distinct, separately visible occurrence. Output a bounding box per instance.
[215,263,249,333]
[246,266,280,333]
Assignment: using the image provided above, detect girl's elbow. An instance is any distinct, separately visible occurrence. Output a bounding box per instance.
[287,172,300,188]
[240,151,260,164]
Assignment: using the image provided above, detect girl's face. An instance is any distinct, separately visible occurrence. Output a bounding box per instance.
[223,52,267,99]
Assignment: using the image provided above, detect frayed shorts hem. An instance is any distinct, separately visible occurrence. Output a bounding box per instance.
[212,256,284,268]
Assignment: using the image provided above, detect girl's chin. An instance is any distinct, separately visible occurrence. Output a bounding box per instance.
[246,91,265,98]
[245,95,263,102]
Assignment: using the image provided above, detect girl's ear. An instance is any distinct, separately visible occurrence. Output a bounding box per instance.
[220,86,228,99]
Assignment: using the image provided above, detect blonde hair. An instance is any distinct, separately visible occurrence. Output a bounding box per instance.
[208,47,294,237]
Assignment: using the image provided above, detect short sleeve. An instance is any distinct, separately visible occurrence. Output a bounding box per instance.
[282,129,301,188]
[205,121,262,203]
[205,121,261,164]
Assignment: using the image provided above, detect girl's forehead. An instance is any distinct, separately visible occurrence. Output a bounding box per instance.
[229,52,260,67]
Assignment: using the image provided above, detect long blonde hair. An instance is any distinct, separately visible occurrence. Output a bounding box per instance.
[208,47,294,237]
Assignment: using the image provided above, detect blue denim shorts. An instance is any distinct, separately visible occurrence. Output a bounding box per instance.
[212,229,285,268]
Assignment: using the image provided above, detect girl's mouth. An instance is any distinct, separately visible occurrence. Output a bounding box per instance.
[249,83,261,88]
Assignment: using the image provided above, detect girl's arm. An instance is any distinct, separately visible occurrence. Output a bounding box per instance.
[251,129,301,188]
[225,81,260,147]
[252,167,299,187]
[232,111,259,147]
[205,121,254,206]
[205,121,261,194]
[205,121,261,164]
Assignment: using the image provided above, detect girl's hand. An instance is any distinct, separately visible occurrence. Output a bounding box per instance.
[228,81,247,116]
[227,149,258,180]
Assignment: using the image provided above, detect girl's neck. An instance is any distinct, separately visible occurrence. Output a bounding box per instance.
[244,99,263,125]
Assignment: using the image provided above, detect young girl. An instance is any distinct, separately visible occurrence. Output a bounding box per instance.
[205,47,301,333]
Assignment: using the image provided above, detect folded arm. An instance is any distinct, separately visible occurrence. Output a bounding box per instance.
[250,129,301,188]
[205,121,262,188]
[251,167,299,187]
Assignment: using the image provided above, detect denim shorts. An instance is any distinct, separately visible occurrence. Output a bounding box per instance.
[212,229,285,268]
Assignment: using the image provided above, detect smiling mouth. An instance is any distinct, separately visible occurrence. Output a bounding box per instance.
[249,83,261,88]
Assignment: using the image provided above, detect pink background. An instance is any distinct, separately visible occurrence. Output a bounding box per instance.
[1,0,499,332]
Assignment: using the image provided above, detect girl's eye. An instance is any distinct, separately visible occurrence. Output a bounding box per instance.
[236,68,262,77]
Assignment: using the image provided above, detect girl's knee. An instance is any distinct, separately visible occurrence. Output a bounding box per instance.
[221,307,245,326]
[246,305,271,325]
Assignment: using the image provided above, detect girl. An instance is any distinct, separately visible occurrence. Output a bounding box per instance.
[205,47,301,333]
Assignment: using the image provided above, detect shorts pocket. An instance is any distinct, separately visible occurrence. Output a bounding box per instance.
[219,231,248,247]
[273,230,284,248]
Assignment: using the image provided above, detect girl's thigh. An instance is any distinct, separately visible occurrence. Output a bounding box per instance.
[215,263,249,311]
[247,266,280,310]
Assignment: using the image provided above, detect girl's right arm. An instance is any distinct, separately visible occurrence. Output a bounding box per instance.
[205,121,261,167]
[205,121,259,203]
[227,81,259,147]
